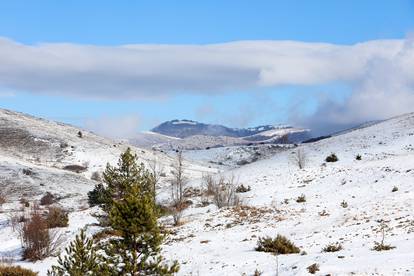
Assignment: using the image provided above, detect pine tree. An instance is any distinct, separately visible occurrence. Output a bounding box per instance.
[88,183,111,207]
[48,229,108,276]
[102,148,155,211]
[106,183,179,275]
[80,148,178,275]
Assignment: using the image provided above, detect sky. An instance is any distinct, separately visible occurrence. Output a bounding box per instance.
[0,1,413,137]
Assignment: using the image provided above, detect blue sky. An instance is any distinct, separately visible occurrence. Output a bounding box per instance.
[0,1,413,135]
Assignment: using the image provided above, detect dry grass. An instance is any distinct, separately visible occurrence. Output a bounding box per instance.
[227,205,280,224]
[0,264,38,275]
[322,242,343,252]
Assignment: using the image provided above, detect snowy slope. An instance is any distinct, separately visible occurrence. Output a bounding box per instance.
[1,110,414,275]
[0,108,215,180]
[159,112,414,275]
[0,109,218,274]
[128,131,181,149]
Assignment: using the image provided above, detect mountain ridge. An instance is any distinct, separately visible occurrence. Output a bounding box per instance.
[151,119,289,139]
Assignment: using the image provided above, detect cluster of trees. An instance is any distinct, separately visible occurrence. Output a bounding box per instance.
[49,148,179,275]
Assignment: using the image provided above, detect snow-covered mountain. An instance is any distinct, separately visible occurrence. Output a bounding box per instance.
[1,109,414,275]
[131,119,310,150]
[152,119,279,138]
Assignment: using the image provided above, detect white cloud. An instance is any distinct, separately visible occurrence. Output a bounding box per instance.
[293,36,414,135]
[0,37,407,98]
[1,37,413,133]
[84,114,140,139]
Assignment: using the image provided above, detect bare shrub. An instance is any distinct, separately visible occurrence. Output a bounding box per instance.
[372,221,395,251]
[170,151,187,203]
[325,153,338,162]
[0,189,12,211]
[292,148,307,169]
[149,156,165,201]
[296,194,306,203]
[46,207,69,228]
[21,212,51,260]
[169,150,188,225]
[20,207,62,261]
[235,184,251,193]
[0,192,6,208]
[211,176,240,208]
[170,202,187,226]
[8,212,26,232]
[202,174,215,196]
[307,263,320,274]
[40,192,55,206]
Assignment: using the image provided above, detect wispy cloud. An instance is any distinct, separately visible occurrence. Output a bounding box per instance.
[84,114,140,139]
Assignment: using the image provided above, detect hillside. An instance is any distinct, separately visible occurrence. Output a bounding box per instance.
[0,108,216,214]
[159,112,414,275]
[1,110,413,275]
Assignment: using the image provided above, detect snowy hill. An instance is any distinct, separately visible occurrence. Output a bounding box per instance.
[1,110,414,275]
[0,108,216,205]
[159,112,414,275]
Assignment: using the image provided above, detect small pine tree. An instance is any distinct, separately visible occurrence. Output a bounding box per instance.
[101,148,155,211]
[87,183,111,207]
[48,229,108,276]
[106,184,179,275]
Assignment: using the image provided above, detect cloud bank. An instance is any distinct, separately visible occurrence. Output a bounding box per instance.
[84,114,140,139]
[1,37,413,134]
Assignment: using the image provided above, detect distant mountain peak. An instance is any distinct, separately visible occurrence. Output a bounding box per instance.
[151,119,302,139]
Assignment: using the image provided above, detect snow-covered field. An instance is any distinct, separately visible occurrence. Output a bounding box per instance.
[159,112,414,275]
[1,109,414,275]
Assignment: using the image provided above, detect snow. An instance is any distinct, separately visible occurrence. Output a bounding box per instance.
[251,127,309,138]
[160,112,414,275]
[172,120,198,125]
[1,110,414,275]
